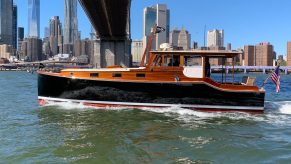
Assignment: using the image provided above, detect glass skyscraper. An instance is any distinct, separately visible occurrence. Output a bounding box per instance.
[28,0,40,38]
[64,0,78,44]
[12,4,17,49]
[0,0,13,46]
[143,4,170,50]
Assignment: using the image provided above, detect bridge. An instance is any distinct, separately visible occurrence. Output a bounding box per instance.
[211,66,291,75]
[78,0,131,68]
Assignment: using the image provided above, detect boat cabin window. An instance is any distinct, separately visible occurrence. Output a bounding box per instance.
[184,55,202,66]
[167,55,180,67]
[112,73,122,77]
[153,54,180,67]
[90,73,99,78]
[136,73,146,78]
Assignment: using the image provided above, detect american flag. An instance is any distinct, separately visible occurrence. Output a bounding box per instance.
[270,66,281,93]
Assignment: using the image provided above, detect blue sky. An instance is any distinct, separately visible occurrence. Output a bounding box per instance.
[15,0,291,56]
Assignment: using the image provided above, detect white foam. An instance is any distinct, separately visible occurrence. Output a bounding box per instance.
[139,105,266,123]
[266,101,291,115]
[42,100,133,111]
[41,99,291,124]
[277,102,291,115]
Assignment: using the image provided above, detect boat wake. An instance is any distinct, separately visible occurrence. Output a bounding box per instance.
[40,99,291,124]
[265,101,291,115]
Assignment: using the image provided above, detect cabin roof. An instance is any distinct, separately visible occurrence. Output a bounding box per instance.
[150,50,242,58]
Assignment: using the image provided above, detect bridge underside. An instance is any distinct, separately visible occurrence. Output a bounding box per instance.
[78,0,131,40]
[79,0,132,68]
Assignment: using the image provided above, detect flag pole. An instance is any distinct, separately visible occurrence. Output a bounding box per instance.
[261,63,281,88]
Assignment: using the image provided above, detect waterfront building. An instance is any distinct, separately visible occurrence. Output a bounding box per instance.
[243,45,255,66]
[42,37,50,59]
[12,4,17,49]
[0,44,13,59]
[209,46,226,66]
[0,0,13,46]
[131,40,143,65]
[64,0,78,45]
[225,43,233,64]
[243,43,274,66]
[193,42,198,49]
[255,42,274,66]
[169,28,179,48]
[49,16,63,56]
[73,38,93,63]
[44,27,50,38]
[169,28,191,50]
[143,4,170,51]
[287,42,291,66]
[207,29,224,48]
[81,39,93,58]
[17,27,24,51]
[227,43,232,51]
[21,37,42,61]
[28,0,40,38]
[178,28,191,50]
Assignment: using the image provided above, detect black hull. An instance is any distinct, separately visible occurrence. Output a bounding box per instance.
[38,73,265,111]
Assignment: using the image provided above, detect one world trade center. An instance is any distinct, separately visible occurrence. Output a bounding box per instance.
[28,0,40,38]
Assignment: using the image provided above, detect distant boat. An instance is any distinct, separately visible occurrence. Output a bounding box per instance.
[37,26,265,112]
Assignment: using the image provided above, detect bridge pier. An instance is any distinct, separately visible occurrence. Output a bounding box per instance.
[91,39,131,68]
[285,69,288,75]
[244,68,247,74]
[263,69,266,74]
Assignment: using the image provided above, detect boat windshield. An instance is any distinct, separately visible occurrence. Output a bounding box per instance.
[153,54,202,67]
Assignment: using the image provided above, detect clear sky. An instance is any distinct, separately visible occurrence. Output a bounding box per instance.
[15,0,291,56]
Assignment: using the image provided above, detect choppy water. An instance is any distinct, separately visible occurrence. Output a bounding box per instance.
[1,71,291,163]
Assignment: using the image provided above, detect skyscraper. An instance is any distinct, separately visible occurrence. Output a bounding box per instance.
[287,42,291,66]
[49,16,63,55]
[12,4,17,49]
[64,0,78,44]
[17,27,24,51]
[0,0,13,46]
[28,0,40,38]
[143,4,170,51]
[178,28,191,50]
[21,37,42,61]
[169,29,179,47]
[169,28,191,50]
[207,29,224,48]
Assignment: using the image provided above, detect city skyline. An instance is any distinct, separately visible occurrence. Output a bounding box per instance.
[12,0,291,56]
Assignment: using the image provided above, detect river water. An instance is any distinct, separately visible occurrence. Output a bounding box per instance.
[0,71,291,163]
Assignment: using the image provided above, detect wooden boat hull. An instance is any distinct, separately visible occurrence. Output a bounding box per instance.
[38,73,265,112]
